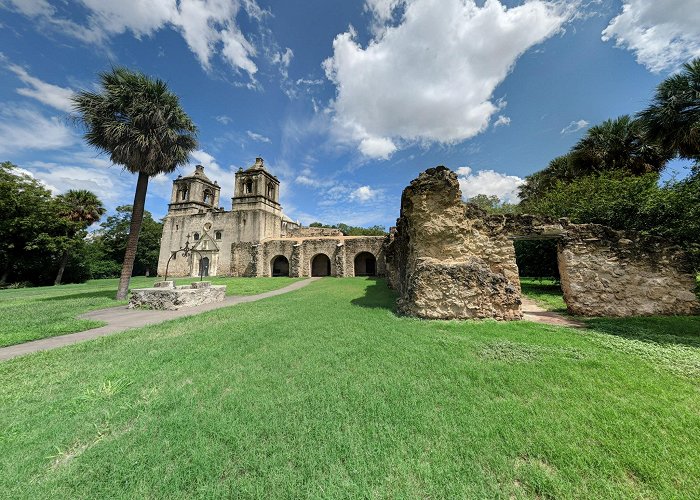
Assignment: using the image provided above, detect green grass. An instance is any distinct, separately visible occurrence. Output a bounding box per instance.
[520,277,567,312]
[0,276,301,347]
[1,278,700,498]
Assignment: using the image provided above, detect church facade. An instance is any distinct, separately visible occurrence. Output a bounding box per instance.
[157,158,387,278]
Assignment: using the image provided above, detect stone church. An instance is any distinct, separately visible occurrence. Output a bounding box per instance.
[157,158,386,278]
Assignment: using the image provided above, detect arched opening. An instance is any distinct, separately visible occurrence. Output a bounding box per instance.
[311,254,331,277]
[193,232,200,241]
[267,183,275,199]
[354,251,376,276]
[215,231,222,240]
[271,255,289,277]
[245,179,253,194]
[179,186,189,201]
[199,256,209,277]
[203,188,213,205]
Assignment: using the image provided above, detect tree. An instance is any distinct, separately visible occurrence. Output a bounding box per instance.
[0,162,57,285]
[571,115,670,176]
[53,190,105,285]
[72,67,197,299]
[638,57,700,161]
[97,206,163,277]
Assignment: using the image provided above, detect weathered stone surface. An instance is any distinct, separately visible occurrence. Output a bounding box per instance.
[396,259,521,320]
[128,282,225,310]
[388,165,699,320]
[389,166,523,320]
[558,224,700,317]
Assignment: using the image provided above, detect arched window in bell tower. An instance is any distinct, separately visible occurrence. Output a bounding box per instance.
[267,183,274,199]
[245,179,253,194]
[179,186,189,201]
[203,188,213,205]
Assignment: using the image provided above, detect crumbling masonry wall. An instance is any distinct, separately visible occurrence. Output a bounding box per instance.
[557,224,699,316]
[388,166,700,319]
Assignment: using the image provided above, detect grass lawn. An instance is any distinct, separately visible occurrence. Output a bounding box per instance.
[519,277,567,312]
[0,276,301,348]
[1,278,700,497]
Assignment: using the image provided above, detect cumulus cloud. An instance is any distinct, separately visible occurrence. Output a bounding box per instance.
[3,0,264,79]
[246,130,271,143]
[5,63,74,112]
[324,0,571,158]
[0,106,76,154]
[456,166,524,203]
[602,0,700,72]
[349,185,381,202]
[560,119,589,134]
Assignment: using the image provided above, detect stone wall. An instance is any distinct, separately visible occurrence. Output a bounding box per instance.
[129,281,225,310]
[390,166,522,320]
[285,226,344,238]
[389,166,699,320]
[230,236,386,277]
[558,224,700,316]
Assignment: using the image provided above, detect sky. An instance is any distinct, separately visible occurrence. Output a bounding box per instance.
[1,0,699,229]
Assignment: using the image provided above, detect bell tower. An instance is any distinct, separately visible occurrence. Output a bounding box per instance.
[168,165,221,215]
[232,157,281,215]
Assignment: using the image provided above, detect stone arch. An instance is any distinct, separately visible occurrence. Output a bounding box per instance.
[311,253,331,277]
[354,251,377,276]
[271,255,290,277]
[203,188,213,204]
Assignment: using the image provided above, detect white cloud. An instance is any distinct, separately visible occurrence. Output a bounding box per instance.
[246,130,271,143]
[349,185,381,202]
[4,0,263,79]
[456,166,524,203]
[602,0,700,72]
[6,63,74,112]
[215,115,232,125]
[324,0,571,158]
[493,115,511,128]
[0,106,76,154]
[560,119,589,134]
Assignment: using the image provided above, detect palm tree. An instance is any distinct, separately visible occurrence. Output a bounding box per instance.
[638,57,700,161]
[73,67,197,299]
[54,190,105,285]
[571,115,670,175]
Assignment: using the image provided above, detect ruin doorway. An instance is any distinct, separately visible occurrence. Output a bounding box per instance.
[513,238,565,312]
[271,255,290,277]
[354,252,376,276]
[311,254,331,277]
[199,256,210,277]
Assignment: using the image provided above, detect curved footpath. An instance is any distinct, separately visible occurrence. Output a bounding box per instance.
[0,278,318,362]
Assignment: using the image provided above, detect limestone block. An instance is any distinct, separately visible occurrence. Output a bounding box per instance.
[128,283,225,310]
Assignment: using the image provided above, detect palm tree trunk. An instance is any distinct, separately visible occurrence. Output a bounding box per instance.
[116,172,149,300]
[54,248,70,285]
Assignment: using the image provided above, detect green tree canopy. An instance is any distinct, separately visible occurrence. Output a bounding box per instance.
[639,57,700,161]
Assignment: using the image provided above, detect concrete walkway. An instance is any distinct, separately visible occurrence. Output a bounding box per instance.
[521,297,586,328]
[0,278,317,362]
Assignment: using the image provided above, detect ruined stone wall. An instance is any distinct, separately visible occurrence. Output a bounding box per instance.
[342,237,387,277]
[558,224,700,317]
[390,166,699,320]
[285,227,344,238]
[391,166,522,320]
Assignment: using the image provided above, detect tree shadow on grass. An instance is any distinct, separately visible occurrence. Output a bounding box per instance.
[350,278,397,312]
[39,290,118,302]
[585,315,700,349]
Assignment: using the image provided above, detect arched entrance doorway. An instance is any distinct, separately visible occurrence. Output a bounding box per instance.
[354,252,376,276]
[311,254,331,277]
[271,255,290,277]
[199,256,209,277]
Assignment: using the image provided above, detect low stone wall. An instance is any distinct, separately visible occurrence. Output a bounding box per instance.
[285,227,344,237]
[558,224,700,316]
[128,281,226,310]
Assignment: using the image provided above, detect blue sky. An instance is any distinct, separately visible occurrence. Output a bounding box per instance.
[1,0,698,228]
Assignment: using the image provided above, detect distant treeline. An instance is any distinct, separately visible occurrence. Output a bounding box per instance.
[309,222,387,236]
